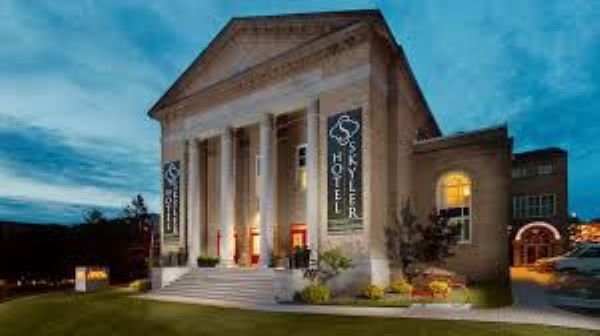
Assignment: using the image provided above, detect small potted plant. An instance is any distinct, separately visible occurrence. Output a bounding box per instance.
[197,256,220,268]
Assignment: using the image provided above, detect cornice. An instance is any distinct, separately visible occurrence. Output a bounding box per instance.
[153,21,374,122]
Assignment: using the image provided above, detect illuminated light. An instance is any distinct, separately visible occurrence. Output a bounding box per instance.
[76,270,86,281]
[463,185,471,197]
[87,270,108,280]
[300,170,307,190]
[515,222,561,241]
[440,172,472,207]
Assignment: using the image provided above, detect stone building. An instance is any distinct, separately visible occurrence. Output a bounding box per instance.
[148,10,567,289]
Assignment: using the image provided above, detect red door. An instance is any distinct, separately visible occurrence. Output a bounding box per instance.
[250,231,260,264]
[290,224,307,249]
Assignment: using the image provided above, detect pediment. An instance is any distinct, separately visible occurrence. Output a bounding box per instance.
[150,10,386,114]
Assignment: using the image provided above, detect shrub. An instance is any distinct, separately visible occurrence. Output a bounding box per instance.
[428,280,451,297]
[129,279,151,293]
[197,256,220,267]
[361,284,385,300]
[389,278,413,295]
[299,284,331,304]
[320,249,352,272]
[0,280,7,300]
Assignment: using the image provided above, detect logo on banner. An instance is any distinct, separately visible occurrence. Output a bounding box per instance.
[163,161,180,236]
[327,109,363,233]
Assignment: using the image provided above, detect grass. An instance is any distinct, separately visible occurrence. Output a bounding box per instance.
[470,282,514,308]
[0,288,595,336]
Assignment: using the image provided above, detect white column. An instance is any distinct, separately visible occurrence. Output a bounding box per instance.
[187,139,201,267]
[259,114,275,267]
[219,128,235,267]
[306,100,319,263]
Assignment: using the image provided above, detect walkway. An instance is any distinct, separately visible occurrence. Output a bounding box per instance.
[139,268,599,331]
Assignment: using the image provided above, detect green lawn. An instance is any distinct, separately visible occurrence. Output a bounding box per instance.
[0,289,595,336]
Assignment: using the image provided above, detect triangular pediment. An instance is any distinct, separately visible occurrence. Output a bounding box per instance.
[150,10,386,114]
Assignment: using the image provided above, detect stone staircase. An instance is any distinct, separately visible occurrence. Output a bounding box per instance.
[153,267,276,304]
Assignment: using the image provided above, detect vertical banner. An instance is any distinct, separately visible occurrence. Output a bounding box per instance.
[327,108,363,233]
[163,161,180,236]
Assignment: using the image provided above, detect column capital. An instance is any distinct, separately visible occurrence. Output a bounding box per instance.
[260,113,274,127]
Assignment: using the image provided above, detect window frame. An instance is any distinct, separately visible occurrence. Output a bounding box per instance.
[537,163,554,175]
[295,144,307,191]
[512,194,556,219]
[437,171,473,244]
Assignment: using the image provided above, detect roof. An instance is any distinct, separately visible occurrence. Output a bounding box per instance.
[148,10,381,115]
[146,9,440,134]
[513,147,567,160]
[413,125,511,153]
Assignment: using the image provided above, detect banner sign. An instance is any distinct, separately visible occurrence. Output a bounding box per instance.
[327,108,363,233]
[163,161,180,236]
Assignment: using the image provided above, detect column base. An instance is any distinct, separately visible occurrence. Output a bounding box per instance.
[217,259,237,268]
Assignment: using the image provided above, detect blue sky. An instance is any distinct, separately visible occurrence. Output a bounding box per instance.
[0,0,598,224]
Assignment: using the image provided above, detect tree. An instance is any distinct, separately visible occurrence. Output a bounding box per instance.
[123,194,148,219]
[83,208,106,225]
[384,199,460,280]
[417,211,460,264]
[385,199,420,278]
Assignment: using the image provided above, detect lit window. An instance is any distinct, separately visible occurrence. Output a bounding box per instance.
[438,172,472,243]
[296,144,307,190]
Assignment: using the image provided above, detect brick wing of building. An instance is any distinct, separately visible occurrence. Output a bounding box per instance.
[147,10,568,290]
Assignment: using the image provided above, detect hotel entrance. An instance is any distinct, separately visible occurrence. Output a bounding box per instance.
[290,224,307,249]
[250,229,260,265]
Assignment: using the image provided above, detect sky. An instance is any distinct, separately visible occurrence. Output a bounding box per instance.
[0,0,598,224]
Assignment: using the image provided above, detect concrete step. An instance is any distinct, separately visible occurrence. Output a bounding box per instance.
[152,267,276,304]
[165,283,272,290]
[155,289,276,303]
[156,289,274,298]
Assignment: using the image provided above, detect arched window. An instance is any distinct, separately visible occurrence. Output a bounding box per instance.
[437,172,472,243]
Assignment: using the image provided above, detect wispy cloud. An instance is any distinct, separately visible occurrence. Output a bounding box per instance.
[0,0,598,221]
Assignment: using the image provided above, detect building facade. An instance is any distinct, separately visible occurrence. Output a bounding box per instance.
[510,148,569,266]
[148,10,567,288]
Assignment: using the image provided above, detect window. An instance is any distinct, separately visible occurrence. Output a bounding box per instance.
[537,164,553,175]
[579,247,600,258]
[512,194,555,219]
[512,167,528,179]
[296,144,307,190]
[438,172,472,243]
[255,155,261,197]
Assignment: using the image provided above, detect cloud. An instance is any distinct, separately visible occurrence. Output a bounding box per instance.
[377,0,600,218]
[0,197,120,224]
[0,0,598,220]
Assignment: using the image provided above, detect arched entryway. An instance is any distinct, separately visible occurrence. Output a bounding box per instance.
[513,222,562,266]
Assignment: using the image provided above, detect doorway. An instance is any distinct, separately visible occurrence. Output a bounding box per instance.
[250,229,260,265]
[290,224,307,249]
[513,222,562,266]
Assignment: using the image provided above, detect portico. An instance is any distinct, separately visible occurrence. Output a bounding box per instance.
[183,104,320,268]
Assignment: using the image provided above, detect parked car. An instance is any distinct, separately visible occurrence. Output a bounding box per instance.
[538,243,600,274]
[547,272,600,310]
